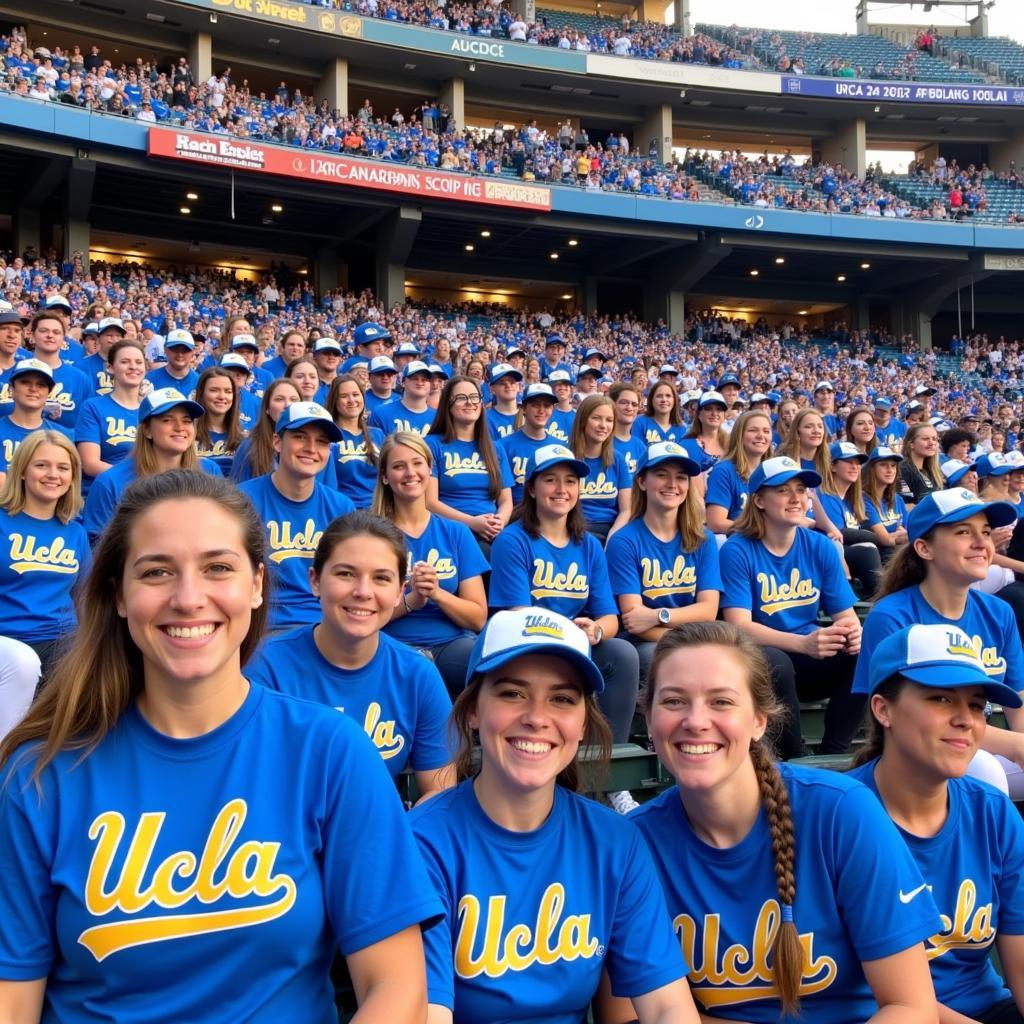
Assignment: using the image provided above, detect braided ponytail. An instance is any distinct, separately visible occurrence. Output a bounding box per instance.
[750,741,804,1015]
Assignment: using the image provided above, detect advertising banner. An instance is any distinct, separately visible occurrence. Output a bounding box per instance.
[781,75,1024,107]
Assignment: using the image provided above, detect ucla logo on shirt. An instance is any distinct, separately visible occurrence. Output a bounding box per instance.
[580,471,617,499]
[644,427,662,444]
[198,439,228,458]
[444,450,487,476]
[7,532,80,575]
[926,879,995,960]
[49,383,77,413]
[842,507,859,529]
[0,381,10,406]
[495,422,515,439]
[641,556,696,600]
[676,900,837,1007]
[104,416,137,447]
[336,438,370,463]
[95,370,114,395]
[424,546,457,581]
[266,518,322,563]
[393,418,429,436]
[624,451,638,474]
[531,559,589,601]
[511,455,529,484]
[521,613,565,640]
[546,423,570,443]
[2,439,19,466]
[78,799,296,961]
[946,631,1007,677]
[455,882,602,980]
[756,570,819,615]
[336,701,405,760]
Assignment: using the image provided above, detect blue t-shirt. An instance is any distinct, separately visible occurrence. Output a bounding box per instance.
[816,491,862,531]
[230,438,337,489]
[853,586,1024,695]
[679,437,721,475]
[238,476,355,631]
[196,430,237,478]
[0,685,443,1023]
[0,509,91,643]
[146,367,199,398]
[633,416,684,445]
[236,389,261,432]
[0,417,75,474]
[606,520,722,608]
[578,453,631,528]
[385,515,489,647]
[76,395,139,475]
[83,458,221,542]
[613,434,647,476]
[546,408,575,445]
[719,530,857,635]
[245,627,452,778]
[849,760,1024,1017]
[332,427,383,510]
[488,521,617,620]
[499,431,550,505]
[13,363,92,430]
[875,419,907,450]
[410,781,687,1022]
[705,460,749,520]
[368,399,434,437]
[864,494,908,534]
[426,436,512,517]
[486,409,518,441]
[631,765,941,1023]
[363,390,395,416]
[77,352,114,396]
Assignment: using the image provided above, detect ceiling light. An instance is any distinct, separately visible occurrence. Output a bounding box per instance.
[567,239,578,246]
[465,244,474,252]
[837,274,846,282]
[179,206,191,215]
[774,256,785,264]
[550,252,559,260]
[750,269,759,276]
[186,191,198,201]
[860,262,871,269]
[480,229,491,238]
[797,309,809,315]
[561,293,572,299]
[271,203,283,213]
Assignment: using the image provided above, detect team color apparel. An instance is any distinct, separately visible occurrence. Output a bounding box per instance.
[849,760,1024,1018]
[76,394,139,472]
[633,416,684,445]
[853,586,1024,695]
[238,476,354,631]
[245,627,453,778]
[631,764,941,1023]
[82,458,221,542]
[368,399,434,437]
[332,427,384,509]
[488,520,618,620]
[229,438,337,488]
[486,409,518,441]
[875,419,908,450]
[816,491,862,531]
[719,529,857,635]
[0,417,75,474]
[145,367,199,398]
[864,494,908,535]
[385,514,489,647]
[499,431,550,505]
[0,510,91,644]
[578,453,631,529]
[679,438,721,475]
[546,408,575,445]
[606,521,722,608]
[705,460,749,521]
[613,434,647,476]
[409,781,688,1023]
[21,363,91,430]
[195,431,236,477]
[0,685,442,1024]
[426,436,513,517]
[77,351,114,396]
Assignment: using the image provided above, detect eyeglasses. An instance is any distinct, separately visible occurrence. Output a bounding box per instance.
[450,394,482,408]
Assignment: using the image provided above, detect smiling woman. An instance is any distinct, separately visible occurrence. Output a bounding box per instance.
[0,469,441,1023]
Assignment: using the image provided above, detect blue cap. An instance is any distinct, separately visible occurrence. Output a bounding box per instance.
[698,390,728,410]
[164,328,195,351]
[395,342,420,357]
[526,443,589,482]
[219,353,252,375]
[545,333,565,347]
[353,321,391,346]
[43,294,72,313]
[428,364,449,379]
[975,453,1013,480]
[230,333,260,351]
[490,362,523,384]
[9,358,55,388]
[829,441,869,464]
[368,356,396,375]
[312,337,342,355]
[506,345,526,359]
[940,459,974,486]
[906,487,1017,542]
[718,373,741,388]
[577,365,603,380]
[766,390,782,405]
[868,446,903,465]
[869,624,1022,707]
[466,608,604,694]
[275,401,343,441]
[97,316,126,335]
[522,383,555,403]
[584,347,606,361]
[548,369,574,385]
[874,397,893,411]
[139,387,205,422]
[748,455,822,493]
[402,360,432,380]
[637,441,701,477]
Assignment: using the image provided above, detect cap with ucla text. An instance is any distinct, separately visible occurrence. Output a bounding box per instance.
[698,390,728,409]
[466,608,605,693]
[868,446,903,464]
[275,401,342,441]
[638,441,701,477]
[975,452,1013,479]
[526,443,589,482]
[490,362,523,384]
[748,455,822,493]
[10,358,55,387]
[402,360,432,380]
[139,388,205,422]
[165,329,195,351]
[940,460,973,486]
[219,353,252,375]
[869,623,1022,706]
[906,487,1017,542]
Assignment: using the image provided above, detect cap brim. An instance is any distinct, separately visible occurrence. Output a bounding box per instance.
[471,642,604,694]
[699,400,728,410]
[641,454,701,477]
[939,500,1017,530]
[145,399,205,421]
[900,664,1023,708]
[529,457,589,480]
[279,416,342,441]
[837,453,870,465]
[759,469,822,489]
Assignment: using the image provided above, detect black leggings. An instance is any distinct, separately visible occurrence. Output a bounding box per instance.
[977,998,1024,1024]
[842,529,882,599]
[761,647,865,759]
[995,580,1024,639]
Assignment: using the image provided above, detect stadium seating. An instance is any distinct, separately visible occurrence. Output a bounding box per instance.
[938,35,1024,87]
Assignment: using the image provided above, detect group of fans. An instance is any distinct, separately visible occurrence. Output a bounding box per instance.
[0,276,1023,1022]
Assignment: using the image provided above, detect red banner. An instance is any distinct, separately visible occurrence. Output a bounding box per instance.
[147,128,552,213]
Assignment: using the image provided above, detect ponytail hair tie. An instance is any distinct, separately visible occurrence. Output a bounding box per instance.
[781,904,794,924]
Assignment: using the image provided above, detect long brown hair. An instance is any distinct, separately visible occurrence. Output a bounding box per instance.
[863,456,900,514]
[845,407,877,455]
[512,464,588,541]
[780,409,834,491]
[241,378,301,478]
[326,373,378,468]
[0,470,268,785]
[450,663,612,792]
[194,368,245,454]
[722,410,773,482]
[824,454,867,523]
[570,394,615,469]
[134,405,200,476]
[875,535,932,599]
[427,375,502,501]
[645,381,683,427]
[903,422,943,489]
[851,676,905,767]
[642,621,804,1014]
[629,460,706,553]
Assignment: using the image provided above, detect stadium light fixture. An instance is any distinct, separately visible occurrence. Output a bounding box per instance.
[797,310,809,315]
[180,206,191,215]
[186,192,198,201]
[550,252,559,260]
[271,203,283,213]
[568,239,579,246]
[860,262,871,269]
[465,244,475,252]
[750,269,759,277]
[837,274,847,282]
[561,293,572,299]
[480,229,491,237]
[774,256,785,264]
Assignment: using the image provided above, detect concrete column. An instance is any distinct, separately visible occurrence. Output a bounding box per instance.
[990,130,1024,173]
[14,209,40,260]
[524,0,535,25]
[317,58,348,118]
[583,276,598,316]
[816,118,866,178]
[638,103,673,163]
[65,220,90,272]
[439,78,464,133]
[853,295,870,333]
[65,157,95,273]
[376,206,421,309]
[856,1,869,34]
[643,285,685,335]
[676,0,691,35]
[315,247,340,295]
[971,4,989,37]
[915,312,933,350]
[188,31,212,86]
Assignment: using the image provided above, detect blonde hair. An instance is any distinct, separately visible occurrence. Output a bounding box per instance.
[904,422,944,490]
[0,430,83,523]
[824,456,867,523]
[629,459,706,553]
[722,411,773,482]
[780,409,834,492]
[134,407,200,476]
[570,394,615,468]
[372,432,433,521]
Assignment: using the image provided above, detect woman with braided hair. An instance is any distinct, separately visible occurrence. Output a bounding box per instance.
[606,621,940,1023]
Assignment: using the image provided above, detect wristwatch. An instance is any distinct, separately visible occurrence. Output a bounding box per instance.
[658,608,671,626]
[593,626,604,644]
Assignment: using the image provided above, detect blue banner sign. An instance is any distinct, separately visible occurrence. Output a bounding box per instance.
[781,75,1024,107]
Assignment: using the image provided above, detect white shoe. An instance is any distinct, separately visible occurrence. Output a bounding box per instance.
[609,790,639,814]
